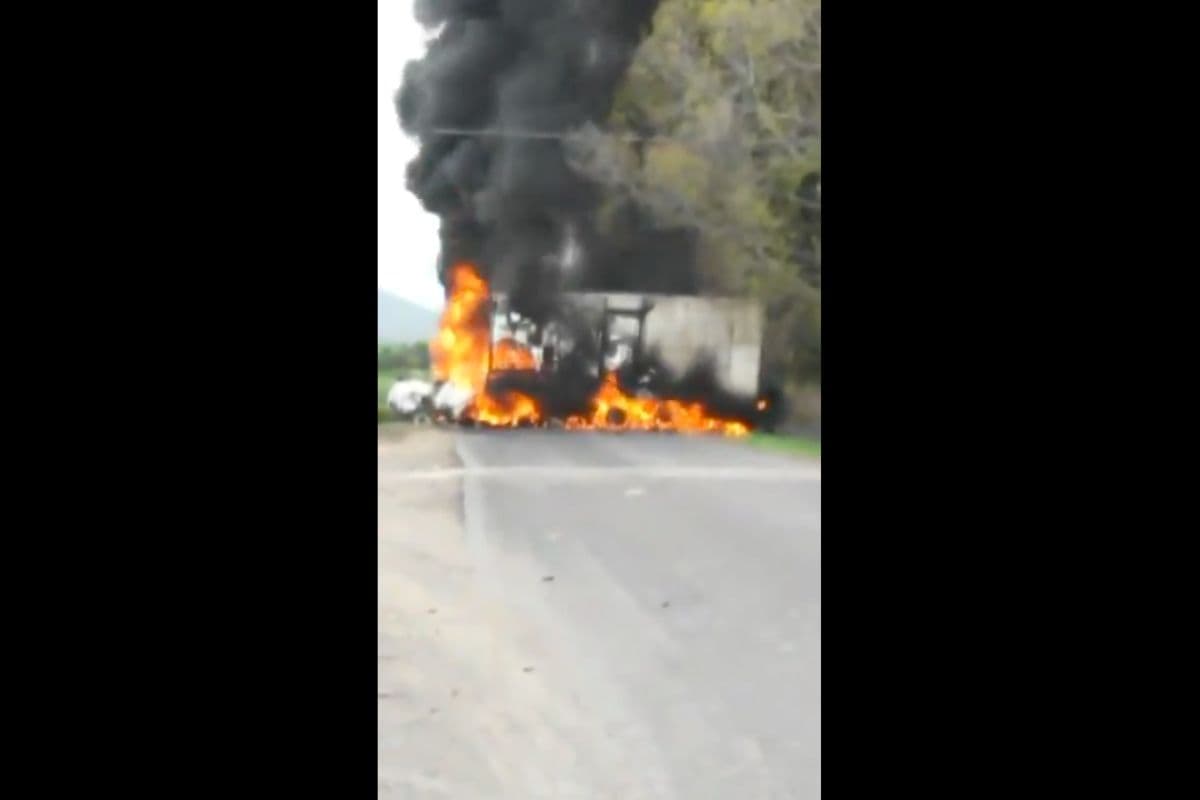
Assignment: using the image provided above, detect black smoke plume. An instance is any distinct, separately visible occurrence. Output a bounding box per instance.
[397,0,670,319]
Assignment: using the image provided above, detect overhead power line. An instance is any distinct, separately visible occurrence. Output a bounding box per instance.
[424,126,659,142]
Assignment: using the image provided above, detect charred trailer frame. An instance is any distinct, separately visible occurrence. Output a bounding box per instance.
[484,292,777,429]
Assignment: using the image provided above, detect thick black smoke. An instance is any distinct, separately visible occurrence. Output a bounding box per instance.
[397,0,673,318]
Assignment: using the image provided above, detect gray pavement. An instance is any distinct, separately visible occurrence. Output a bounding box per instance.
[378,428,820,799]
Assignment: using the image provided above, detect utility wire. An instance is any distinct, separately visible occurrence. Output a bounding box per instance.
[424,126,662,142]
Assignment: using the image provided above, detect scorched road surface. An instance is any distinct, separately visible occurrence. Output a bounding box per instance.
[378,429,820,800]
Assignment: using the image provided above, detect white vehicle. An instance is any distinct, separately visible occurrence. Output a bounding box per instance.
[432,381,474,420]
[386,376,479,424]
[386,379,434,421]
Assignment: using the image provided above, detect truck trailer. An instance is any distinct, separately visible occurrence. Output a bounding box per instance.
[388,291,773,429]
[487,291,765,400]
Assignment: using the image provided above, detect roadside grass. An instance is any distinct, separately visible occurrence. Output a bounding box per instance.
[378,371,395,407]
[746,431,821,458]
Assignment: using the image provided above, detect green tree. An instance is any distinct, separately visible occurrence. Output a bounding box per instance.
[566,0,821,382]
[378,342,432,373]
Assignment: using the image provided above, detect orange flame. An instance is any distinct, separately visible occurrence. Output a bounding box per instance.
[431,263,539,426]
[473,390,540,427]
[430,263,490,394]
[566,373,748,436]
[431,262,747,435]
[492,337,538,371]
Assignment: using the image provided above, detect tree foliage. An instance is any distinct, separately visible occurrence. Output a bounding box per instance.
[378,342,431,373]
[566,0,821,382]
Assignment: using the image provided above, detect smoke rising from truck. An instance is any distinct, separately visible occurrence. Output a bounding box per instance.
[397,0,665,315]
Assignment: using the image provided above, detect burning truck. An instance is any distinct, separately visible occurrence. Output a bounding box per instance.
[391,0,785,434]
[390,263,776,435]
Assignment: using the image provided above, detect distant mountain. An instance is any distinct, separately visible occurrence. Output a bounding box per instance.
[378,291,440,343]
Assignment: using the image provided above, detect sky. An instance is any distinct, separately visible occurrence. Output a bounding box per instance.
[378,0,444,312]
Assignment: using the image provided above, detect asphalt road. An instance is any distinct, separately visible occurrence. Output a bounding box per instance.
[378,429,820,799]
